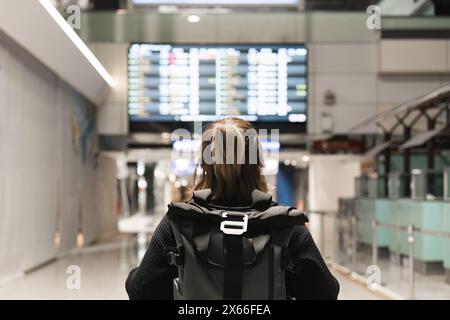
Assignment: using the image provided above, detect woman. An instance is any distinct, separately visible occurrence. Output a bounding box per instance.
[126,117,339,300]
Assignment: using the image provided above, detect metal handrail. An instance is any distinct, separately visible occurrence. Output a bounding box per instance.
[356,217,450,238]
[348,83,450,133]
[413,226,450,239]
[374,221,409,232]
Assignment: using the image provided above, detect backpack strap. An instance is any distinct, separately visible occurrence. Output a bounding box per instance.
[167,220,185,267]
[223,235,243,300]
[168,218,195,298]
[270,227,297,300]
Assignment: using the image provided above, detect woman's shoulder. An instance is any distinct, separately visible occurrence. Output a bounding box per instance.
[287,225,315,254]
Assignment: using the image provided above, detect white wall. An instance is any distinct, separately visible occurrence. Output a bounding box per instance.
[89,43,129,135]
[309,41,450,135]
[308,155,361,259]
[308,155,361,212]
[379,40,450,74]
[96,153,121,241]
[309,43,379,134]
[0,31,100,282]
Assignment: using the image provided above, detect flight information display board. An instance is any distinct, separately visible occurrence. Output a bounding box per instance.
[128,44,308,123]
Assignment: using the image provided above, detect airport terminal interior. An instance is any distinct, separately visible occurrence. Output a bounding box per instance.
[1,0,450,300]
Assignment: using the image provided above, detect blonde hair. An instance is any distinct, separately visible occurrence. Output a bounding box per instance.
[192,117,268,203]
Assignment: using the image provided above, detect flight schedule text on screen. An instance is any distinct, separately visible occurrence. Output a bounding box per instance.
[128,44,308,123]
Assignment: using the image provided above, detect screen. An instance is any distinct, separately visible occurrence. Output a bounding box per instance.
[128,44,308,123]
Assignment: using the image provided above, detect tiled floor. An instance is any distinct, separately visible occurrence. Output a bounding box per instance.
[332,272,381,300]
[0,238,380,300]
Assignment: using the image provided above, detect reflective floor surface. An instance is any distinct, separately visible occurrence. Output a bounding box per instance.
[338,247,450,300]
[0,237,380,300]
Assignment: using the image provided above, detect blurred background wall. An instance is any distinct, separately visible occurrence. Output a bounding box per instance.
[0,29,112,284]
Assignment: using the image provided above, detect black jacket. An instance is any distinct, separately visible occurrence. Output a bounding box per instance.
[125,201,340,300]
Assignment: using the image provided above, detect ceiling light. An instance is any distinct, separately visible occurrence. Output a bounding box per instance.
[187,15,200,23]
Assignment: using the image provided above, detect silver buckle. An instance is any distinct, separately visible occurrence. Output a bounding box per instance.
[220,211,248,235]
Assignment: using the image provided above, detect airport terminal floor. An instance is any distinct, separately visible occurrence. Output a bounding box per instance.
[2,0,450,305]
[1,233,448,300]
[0,237,382,300]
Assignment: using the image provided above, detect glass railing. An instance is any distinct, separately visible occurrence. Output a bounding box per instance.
[355,174,389,198]
[411,169,445,200]
[355,176,369,197]
[387,172,412,199]
[368,174,387,198]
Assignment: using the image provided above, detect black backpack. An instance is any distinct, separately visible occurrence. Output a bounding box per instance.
[166,189,308,300]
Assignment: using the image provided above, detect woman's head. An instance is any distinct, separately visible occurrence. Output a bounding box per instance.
[193,117,268,202]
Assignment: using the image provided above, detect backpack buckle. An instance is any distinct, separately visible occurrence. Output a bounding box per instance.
[167,247,183,266]
[220,211,248,235]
